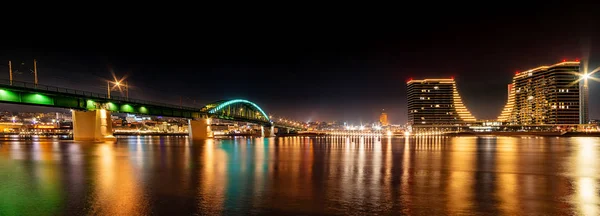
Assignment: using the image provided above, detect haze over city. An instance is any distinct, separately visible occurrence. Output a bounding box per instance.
[2,3,599,125]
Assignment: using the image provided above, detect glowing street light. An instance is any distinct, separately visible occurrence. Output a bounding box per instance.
[107,72,129,99]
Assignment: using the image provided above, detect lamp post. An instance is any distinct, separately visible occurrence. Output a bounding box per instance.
[33,59,38,86]
[107,79,127,99]
[8,61,12,85]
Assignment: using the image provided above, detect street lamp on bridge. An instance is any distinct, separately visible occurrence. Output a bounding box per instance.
[106,74,129,99]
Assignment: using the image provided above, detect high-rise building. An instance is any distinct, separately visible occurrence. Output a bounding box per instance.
[407,78,476,131]
[580,71,590,124]
[497,84,516,123]
[497,61,582,125]
[379,110,389,126]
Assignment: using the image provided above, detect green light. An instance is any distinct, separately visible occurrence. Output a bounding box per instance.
[86,100,96,110]
[120,104,134,113]
[0,89,19,102]
[139,106,148,114]
[22,93,53,105]
[106,102,118,111]
[208,99,270,121]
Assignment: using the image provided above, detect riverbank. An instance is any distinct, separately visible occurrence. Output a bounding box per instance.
[446,131,600,137]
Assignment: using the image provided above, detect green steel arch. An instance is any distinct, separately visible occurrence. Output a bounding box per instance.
[202,99,271,124]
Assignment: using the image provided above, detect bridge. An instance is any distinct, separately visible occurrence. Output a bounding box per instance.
[0,79,305,141]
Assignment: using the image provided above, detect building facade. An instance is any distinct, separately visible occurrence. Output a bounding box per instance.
[497,61,582,125]
[379,110,389,126]
[407,79,476,131]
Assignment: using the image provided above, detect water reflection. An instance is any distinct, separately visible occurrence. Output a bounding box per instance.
[0,136,599,215]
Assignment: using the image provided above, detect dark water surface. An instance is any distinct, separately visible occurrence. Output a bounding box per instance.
[0,136,599,215]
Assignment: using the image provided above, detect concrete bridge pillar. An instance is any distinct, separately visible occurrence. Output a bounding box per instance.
[269,126,275,137]
[262,126,276,137]
[72,109,116,141]
[189,118,213,140]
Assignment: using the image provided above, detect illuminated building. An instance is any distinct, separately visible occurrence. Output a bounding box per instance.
[497,61,582,125]
[497,84,516,123]
[580,71,589,124]
[379,109,389,126]
[406,78,476,131]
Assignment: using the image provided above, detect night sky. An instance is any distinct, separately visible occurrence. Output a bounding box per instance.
[1,4,599,124]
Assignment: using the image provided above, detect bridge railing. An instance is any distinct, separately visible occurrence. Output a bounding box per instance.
[0,79,200,111]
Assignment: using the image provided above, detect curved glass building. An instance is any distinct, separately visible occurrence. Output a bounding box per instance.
[407,78,476,132]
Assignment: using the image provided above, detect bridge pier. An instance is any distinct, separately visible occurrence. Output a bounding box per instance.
[72,109,116,141]
[270,126,275,137]
[260,126,276,137]
[188,118,213,140]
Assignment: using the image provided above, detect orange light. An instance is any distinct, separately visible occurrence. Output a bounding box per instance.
[515,71,519,75]
[576,58,580,62]
[563,59,566,62]
[450,76,454,79]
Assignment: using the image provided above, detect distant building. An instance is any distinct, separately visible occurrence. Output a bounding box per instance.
[379,110,389,126]
[497,61,583,125]
[406,78,476,132]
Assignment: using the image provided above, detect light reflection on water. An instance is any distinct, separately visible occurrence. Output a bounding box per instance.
[0,136,599,215]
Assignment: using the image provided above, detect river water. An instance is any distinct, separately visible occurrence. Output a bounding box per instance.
[0,136,599,215]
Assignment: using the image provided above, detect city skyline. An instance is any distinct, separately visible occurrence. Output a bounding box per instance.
[1,4,599,124]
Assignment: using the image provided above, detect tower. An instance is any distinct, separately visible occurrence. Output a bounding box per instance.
[379,109,389,126]
[580,70,589,124]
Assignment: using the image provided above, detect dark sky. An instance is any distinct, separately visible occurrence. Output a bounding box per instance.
[1,4,599,124]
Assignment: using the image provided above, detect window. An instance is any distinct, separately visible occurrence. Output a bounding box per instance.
[435,104,440,107]
[434,86,439,90]
[420,97,425,100]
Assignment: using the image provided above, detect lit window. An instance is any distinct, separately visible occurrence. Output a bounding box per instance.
[434,86,439,90]
[420,97,425,100]
[421,117,425,120]
[421,121,426,124]
[435,104,440,107]
[566,89,569,93]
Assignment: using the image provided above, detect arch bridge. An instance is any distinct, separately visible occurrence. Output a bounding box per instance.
[201,99,271,126]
